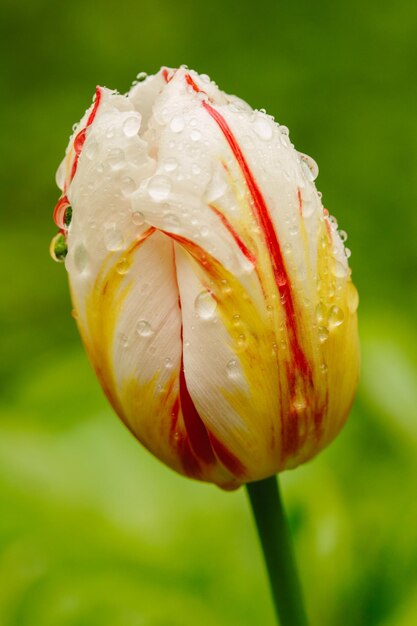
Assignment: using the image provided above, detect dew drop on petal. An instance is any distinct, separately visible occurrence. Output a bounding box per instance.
[123,115,141,137]
[116,257,130,275]
[120,333,129,348]
[163,157,178,172]
[107,148,125,169]
[164,212,181,228]
[132,210,146,226]
[254,117,273,141]
[164,357,173,369]
[136,320,153,337]
[328,305,345,328]
[148,175,172,201]
[74,243,88,273]
[332,260,349,278]
[104,223,125,251]
[316,302,327,324]
[195,290,217,319]
[299,153,319,181]
[346,282,359,314]
[318,326,329,343]
[226,358,240,380]
[205,170,228,202]
[190,129,201,141]
[85,140,98,161]
[121,176,136,196]
[50,232,67,263]
[170,116,185,133]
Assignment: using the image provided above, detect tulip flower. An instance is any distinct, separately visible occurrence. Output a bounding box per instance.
[51,66,359,489]
[51,66,359,626]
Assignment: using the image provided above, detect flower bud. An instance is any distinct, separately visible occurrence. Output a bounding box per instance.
[51,67,359,490]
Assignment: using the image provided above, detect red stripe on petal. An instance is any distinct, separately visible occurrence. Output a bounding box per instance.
[53,194,70,229]
[69,87,103,184]
[209,434,246,478]
[202,101,311,380]
[179,366,216,466]
[209,204,256,265]
[297,188,303,216]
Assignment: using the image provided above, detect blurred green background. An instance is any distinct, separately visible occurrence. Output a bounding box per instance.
[1,0,417,624]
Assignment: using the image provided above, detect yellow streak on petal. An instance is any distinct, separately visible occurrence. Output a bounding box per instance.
[73,234,153,428]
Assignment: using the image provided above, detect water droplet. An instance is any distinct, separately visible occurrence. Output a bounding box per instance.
[164,212,181,228]
[299,153,319,181]
[205,170,228,202]
[123,115,141,137]
[328,305,344,329]
[163,157,178,172]
[190,129,201,141]
[116,257,130,275]
[195,290,217,319]
[192,163,201,175]
[221,279,232,295]
[164,357,173,369]
[226,358,240,380]
[108,148,125,169]
[293,397,307,413]
[148,175,171,201]
[132,210,145,226]
[345,247,352,259]
[136,320,153,337]
[316,302,327,323]
[170,116,185,133]
[121,176,136,195]
[339,230,348,242]
[289,224,299,236]
[104,223,125,251]
[329,215,338,229]
[318,326,329,343]
[254,117,273,141]
[236,334,247,350]
[120,333,129,348]
[50,232,67,263]
[136,71,147,82]
[320,362,328,374]
[200,225,209,237]
[85,140,98,160]
[346,282,359,314]
[301,196,316,218]
[74,243,88,273]
[332,259,348,278]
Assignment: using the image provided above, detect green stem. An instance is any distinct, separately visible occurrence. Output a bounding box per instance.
[246,475,309,626]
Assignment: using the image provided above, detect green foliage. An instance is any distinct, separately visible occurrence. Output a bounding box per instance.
[1,0,416,624]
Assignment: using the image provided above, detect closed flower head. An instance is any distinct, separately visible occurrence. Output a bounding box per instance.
[51,67,359,490]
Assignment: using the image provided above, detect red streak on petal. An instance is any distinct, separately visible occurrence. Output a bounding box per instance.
[53,194,70,229]
[179,366,216,466]
[202,101,311,380]
[297,188,302,216]
[323,208,332,240]
[74,129,87,155]
[87,87,102,126]
[209,434,246,478]
[171,244,216,470]
[162,68,169,82]
[69,87,102,184]
[185,73,202,93]
[209,204,256,265]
